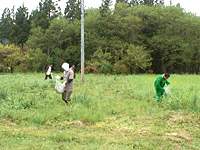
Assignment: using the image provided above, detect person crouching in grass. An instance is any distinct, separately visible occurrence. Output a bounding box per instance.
[154,73,170,102]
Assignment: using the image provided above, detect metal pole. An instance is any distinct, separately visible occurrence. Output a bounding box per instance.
[81,0,84,82]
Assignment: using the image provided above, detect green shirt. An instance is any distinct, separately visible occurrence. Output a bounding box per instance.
[154,74,170,91]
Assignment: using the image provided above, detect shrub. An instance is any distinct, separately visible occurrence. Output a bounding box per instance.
[15,64,28,72]
[113,62,129,74]
[85,66,99,73]
[121,44,152,74]
[146,69,154,74]
[0,63,8,72]
[99,64,114,74]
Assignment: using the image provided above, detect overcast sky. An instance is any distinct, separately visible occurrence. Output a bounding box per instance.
[0,0,200,16]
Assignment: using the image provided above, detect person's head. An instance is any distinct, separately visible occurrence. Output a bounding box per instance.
[61,62,69,72]
[49,64,52,67]
[70,65,75,70]
[163,73,170,79]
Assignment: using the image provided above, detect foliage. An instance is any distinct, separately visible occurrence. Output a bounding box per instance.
[64,0,81,20]
[0,8,14,45]
[84,66,99,74]
[112,62,129,74]
[146,69,154,74]
[29,0,61,30]
[26,48,49,72]
[99,0,113,17]
[86,48,113,74]
[135,5,200,74]
[121,44,152,74]
[0,44,30,73]
[1,2,200,74]
[0,63,9,72]
[129,0,164,6]
[11,4,31,47]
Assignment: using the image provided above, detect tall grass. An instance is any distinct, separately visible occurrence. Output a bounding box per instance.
[0,73,199,123]
[0,73,200,149]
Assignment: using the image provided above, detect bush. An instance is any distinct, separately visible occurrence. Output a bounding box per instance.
[15,64,28,73]
[85,66,99,74]
[98,64,114,74]
[146,69,154,74]
[0,63,8,72]
[113,62,129,74]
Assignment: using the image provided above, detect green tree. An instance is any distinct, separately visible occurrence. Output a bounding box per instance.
[30,0,60,30]
[61,20,81,69]
[26,26,47,50]
[45,16,81,69]
[84,8,103,61]
[99,0,112,17]
[142,0,155,5]
[26,48,48,72]
[111,3,143,45]
[26,16,81,71]
[130,0,140,6]
[64,0,81,20]
[116,0,129,4]
[26,26,53,69]
[97,3,144,66]
[26,25,54,70]
[136,5,200,74]
[86,48,113,74]
[130,0,164,6]
[11,4,30,47]
[0,44,29,73]
[0,8,14,45]
[121,44,152,74]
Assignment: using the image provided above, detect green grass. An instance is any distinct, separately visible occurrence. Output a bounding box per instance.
[0,73,200,149]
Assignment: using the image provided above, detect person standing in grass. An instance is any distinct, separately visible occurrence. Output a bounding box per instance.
[62,64,75,105]
[154,73,170,102]
[44,64,53,80]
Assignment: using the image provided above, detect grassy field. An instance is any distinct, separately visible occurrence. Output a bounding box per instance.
[0,73,200,150]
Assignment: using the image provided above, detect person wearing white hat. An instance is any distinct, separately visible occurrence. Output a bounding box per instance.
[56,63,75,105]
[55,62,69,80]
[62,64,75,105]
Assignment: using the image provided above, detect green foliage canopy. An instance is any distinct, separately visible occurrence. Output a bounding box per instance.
[0,44,29,73]
[1,2,200,74]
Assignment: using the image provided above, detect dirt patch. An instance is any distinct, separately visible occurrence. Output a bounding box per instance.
[0,119,17,127]
[165,132,192,142]
[58,120,84,126]
[167,112,199,126]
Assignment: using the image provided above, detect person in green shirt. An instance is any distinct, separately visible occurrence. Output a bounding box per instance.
[154,73,170,102]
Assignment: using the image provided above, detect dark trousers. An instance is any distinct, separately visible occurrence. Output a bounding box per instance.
[62,91,73,104]
[44,74,52,80]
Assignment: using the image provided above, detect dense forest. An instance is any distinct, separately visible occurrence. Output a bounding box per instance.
[0,0,200,74]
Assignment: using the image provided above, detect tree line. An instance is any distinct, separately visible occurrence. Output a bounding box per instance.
[0,0,200,74]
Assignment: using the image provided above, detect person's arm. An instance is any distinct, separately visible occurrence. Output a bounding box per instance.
[66,70,74,83]
[166,80,170,85]
[62,79,72,85]
[67,79,73,83]
[45,67,48,74]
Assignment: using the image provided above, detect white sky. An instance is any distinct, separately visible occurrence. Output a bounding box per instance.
[0,0,200,16]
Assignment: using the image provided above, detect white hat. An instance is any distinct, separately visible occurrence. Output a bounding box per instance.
[61,63,69,71]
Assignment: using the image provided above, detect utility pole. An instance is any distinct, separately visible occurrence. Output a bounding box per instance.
[81,0,84,82]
